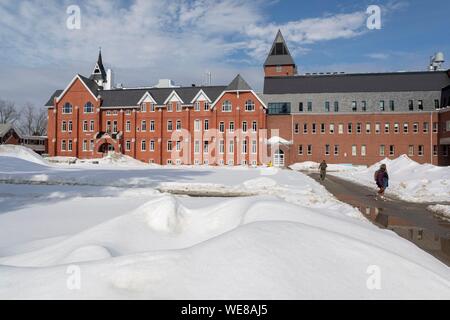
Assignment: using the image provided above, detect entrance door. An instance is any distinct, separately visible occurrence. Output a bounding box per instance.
[273,149,285,167]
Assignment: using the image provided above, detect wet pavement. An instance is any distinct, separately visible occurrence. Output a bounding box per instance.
[308,172,450,266]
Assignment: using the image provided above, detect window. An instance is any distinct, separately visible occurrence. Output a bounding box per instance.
[423,122,429,133]
[252,121,257,132]
[379,145,385,156]
[433,122,438,133]
[176,102,182,112]
[334,101,339,112]
[194,120,201,132]
[219,121,225,133]
[418,100,423,111]
[418,145,424,156]
[83,121,88,132]
[245,100,255,111]
[276,65,282,72]
[352,101,357,112]
[204,102,210,111]
[408,100,414,111]
[125,110,132,115]
[141,120,147,131]
[194,102,200,111]
[82,140,87,151]
[167,140,173,151]
[251,140,257,154]
[433,145,438,156]
[242,140,247,154]
[361,145,366,156]
[366,123,371,134]
[394,122,399,133]
[167,103,173,112]
[229,122,234,133]
[442,145,449,157]
[375,123,380,134]
[307,144,312,155]
[242,121,247,132]
[303,123,308,134]
[125,140,131,151]
[348,123,353,134]
[204,119,209,131]
[413,122,419,133]
[307,101,312,112]
[150,140,155,151]
[125,120,131,132]
[150,120,155,132]
[434,99,440,109]
[84,102,94,113]
[68,140,73,151]
[176,120,181,131]
[361,101,367,112]
[140,103,146,112]
[176,141,181,151]
[356,123,362,134]
[379,100,385,111]
[194,140,200,154]
[389,100,395,111]
[141,140,146,151]
[298,145,303,155]
[384,123,390,134]
[113,121,118,133]
[222,100,232,112]
[408,145,414,156]
[352,145,357,156]
[167,120,173,131]
[61,140,66,151]
[325,101,330,112]
[334,145,339,156]
[299,102,304,112]
[389,145,395,156]
[325,144,330,155]
[90,120,95,132]
[403,123,408,133]
[68,121,73,132]
[338,124,344,134]
[90,140,94,151]
[219,140,225,154]
[329,123,335,134]
[294,123,299,134]
[229,140,234,153]
[268,102,290,114]
[150,103,155,112]
[62,103,72,114]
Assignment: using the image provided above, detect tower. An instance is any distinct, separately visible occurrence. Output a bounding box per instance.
[264,30,297,77]
[90,48,107,88]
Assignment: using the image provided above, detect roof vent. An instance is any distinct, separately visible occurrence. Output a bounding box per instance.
[154,79,179,88]
[429,52,445,71]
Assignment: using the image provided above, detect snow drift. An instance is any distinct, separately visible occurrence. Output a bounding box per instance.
[0,145,48,165]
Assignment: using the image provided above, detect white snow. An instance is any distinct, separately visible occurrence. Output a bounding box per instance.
[428,205,450,218]
[331,155,450,203]
[0,145,48,165]
[0,148,449,299]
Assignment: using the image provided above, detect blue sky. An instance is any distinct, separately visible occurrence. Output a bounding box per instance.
[0,0,449,107]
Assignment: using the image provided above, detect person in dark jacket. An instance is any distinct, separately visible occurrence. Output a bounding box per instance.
[319,160,328,181]
[375,164,389,200]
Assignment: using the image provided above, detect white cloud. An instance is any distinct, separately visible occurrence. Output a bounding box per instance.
[366,53,390,60]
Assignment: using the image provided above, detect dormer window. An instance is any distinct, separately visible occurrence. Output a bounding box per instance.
[167,103,173,112]
[276,65,282,73]
[141,103,146,112]
[194,102,200,111]
[204,102,210,111]
[176,102,182,112]
[222,100,232,112]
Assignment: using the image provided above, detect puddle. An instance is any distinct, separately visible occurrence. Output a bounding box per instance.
[354,204,450,266]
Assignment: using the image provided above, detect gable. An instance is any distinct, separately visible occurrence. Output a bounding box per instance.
[163,90,184,104]
[57,75,99,103]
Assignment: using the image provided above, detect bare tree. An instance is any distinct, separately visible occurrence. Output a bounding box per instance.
[0,99,19,124]
[19,103,47,136]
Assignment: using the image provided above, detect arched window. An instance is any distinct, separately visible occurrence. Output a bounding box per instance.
[222,100,232,112]
[62,102,73,114]
[245,100,255,111]
[84,102,94,113]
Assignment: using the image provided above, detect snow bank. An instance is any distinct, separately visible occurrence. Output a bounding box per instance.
[332,155,450,203]
[0,145,48,165]
[290,161,365,172]
[0,194,449,299]
[428,205,450,218]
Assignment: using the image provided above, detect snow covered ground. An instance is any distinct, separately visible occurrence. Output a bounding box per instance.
[325,155,450,203]
[0,146,449,299]
[428,205,450,219]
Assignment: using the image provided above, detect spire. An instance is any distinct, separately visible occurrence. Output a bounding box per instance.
[264,30,296,67]
[90,48,107,83]
[226,74,252,91]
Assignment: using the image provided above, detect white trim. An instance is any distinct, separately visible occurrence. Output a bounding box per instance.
[137,91,157,105]
[190,89,212,104]
[211,90,267,110]
[56,75,99,103]
[163,90,184,105]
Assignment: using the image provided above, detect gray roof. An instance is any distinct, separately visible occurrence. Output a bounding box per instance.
[45,90,63,106]
[264,30,296,67]
[0,123,13,138]
[89,50,107,82]
[264,71,450,94]
[78,74,100,96]
[225,74,252,91]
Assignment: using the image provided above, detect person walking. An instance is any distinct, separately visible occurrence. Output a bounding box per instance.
[319,160,328,181]
[374,163,389,200]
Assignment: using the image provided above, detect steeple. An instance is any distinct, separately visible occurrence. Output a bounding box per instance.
[90,48,107,87]
[264,30,297,77]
